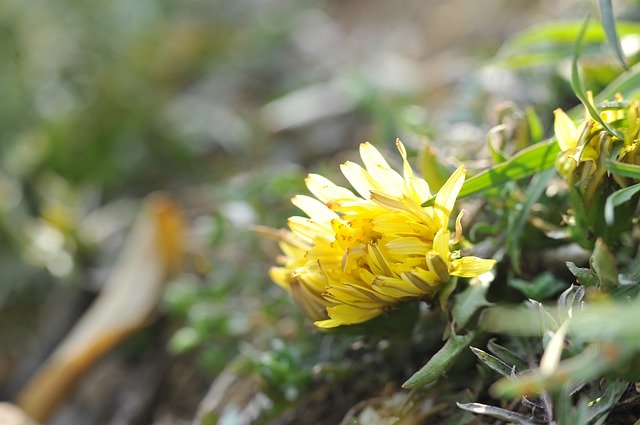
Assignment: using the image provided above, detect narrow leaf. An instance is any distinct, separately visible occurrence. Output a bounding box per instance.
[571,17,625,140]
[487,339,529,372]
[491,343,635,398]
[452,277,493,329]
[566,262,599,286]
[505,169,554,272]
[526,106,544,143]
[539,321,569,376]
[597,67,640,101]
[456,402,537,425]
[604,182,640,224]
[418,139,450,192]
[587,379,629,422]
[605,160,640,178]
[403,327,476,389]
[470,347,514,378]
[590,238,619,292]
[599,0,629,70]
[494,20,640,69]
[456,139,559,199]
[508,272,566,301]
[558,285,585,323]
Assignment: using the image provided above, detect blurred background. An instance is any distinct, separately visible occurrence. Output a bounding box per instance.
[0,0,631,423]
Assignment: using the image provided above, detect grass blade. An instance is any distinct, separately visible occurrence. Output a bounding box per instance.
[605,159,640,178]
[604,182,640,224]
[456,402,537,424]
[487,339,529,371]
[455,139,559,199]
[470,347,514,378]
[571,17,624,140]
[403,327,476,389]
[506,169,554,272]
[493,19,640,69]
[599,0,629,70]
[596,66,640,101]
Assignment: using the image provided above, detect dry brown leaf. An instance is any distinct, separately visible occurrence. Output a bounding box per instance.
[17,194,185,423]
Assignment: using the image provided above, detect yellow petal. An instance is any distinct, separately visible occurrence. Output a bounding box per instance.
[409,176,431,204]
[324,284,390,306]
[305,174,357,203]
[574,144,598,164]
[287,216,332,242]
[431,228,450,259]
[426,252,450,283]
[359,142,405,196]
[340,161,376,199]
[450,256,496,278]
[453,210,464,244]
[369,190,407,211]
[401,271,438,293]
[395,139,414,180]
[315,303,384,328]
[386,237,428,256]
[372,275,423,297]
[434,165,465,226]
[289,279,329,321]
[269,266,294,290]
[553,108,577,151]
[366,244,392,276]
[291,195,338,221]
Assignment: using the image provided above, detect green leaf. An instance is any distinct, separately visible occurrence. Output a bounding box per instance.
[438,277,458,315]
[590,238,619,292]
[418,140,450,192]
[470,347,514,378]
[402,326,476,389]
[586,379,629,423]
[558,285,586,323]
[526,106,544,143]
[508,272,567,301]
[571,17,624,140]
[490,344,614,398]
[486,125,510,163]
[505,169,554,272]
[456,139,560,199]
[452,278,493,329]
[604,182,640,225]
[599,0,629,70]
[456,402,537,425]
[597,67,640,101]
[493,19,640,69]
[604,159,640,179]
[487,339,529,372]
[566,261,600,286]
[492,342,635,401]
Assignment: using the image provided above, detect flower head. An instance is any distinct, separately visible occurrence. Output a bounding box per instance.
[554,95,640,205]
[269,140,495,328]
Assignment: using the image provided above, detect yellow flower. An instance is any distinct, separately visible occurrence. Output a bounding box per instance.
[269,140,496,328]
[554,95,640,205]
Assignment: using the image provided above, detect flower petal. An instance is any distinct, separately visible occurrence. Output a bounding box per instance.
[340,161,376,199]
[434,165,465,226]
[431,229,450,259]
[386,237,428,256]
[315,304,383,328]
[450,256,496,278]
[554,108,577,152]
[359,142,404,196]
[305,173,357,203]
[291,195,338,221]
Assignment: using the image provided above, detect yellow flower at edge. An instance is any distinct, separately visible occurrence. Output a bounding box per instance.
[553,94,640,205]
[269,140,496,328]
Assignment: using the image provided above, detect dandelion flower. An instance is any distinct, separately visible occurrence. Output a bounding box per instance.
[270,140,496,328]
[554,95,640,205]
